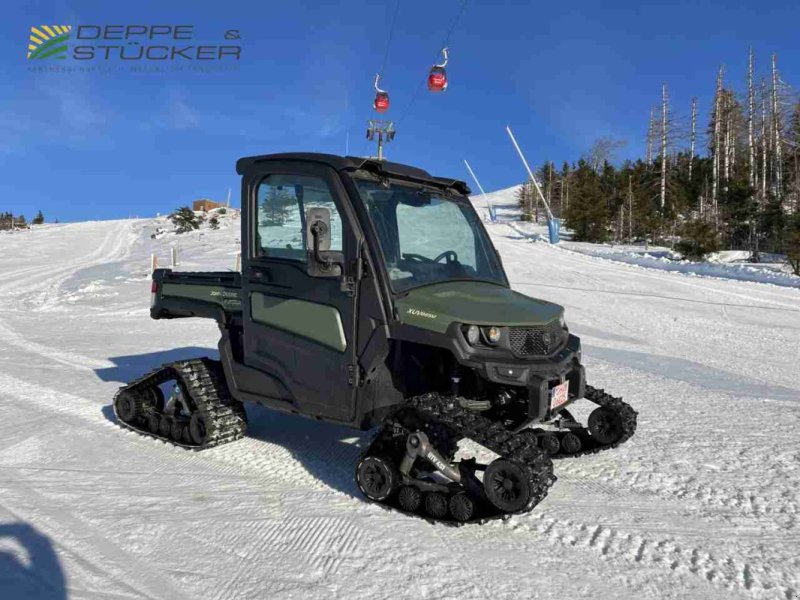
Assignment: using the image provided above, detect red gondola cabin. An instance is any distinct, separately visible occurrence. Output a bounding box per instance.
[428,66,448,92]
[374,91,390,113]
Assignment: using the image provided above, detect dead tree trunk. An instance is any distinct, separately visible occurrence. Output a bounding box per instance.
[690,97,697,180]
[748,47,756,195]
[771,54,784,204]
[660,84,668,211]
[712,66,724,230]
[627,175,633,241]
[761,79,769,204]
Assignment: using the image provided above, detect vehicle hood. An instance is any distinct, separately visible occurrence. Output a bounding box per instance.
[394,281,563,334]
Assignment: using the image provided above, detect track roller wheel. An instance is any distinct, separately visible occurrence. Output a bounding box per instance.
[484,459,534,514]
[355,455,399,502]
[114,390,141,423]
[189,412,209,446]
[561,432,582,454]
[181,425,193,445]
[397,485,422,512]
[158,416,172,438]
[147,414,160,434]
[424,493,448,519]
[540,433,561,456]
[588,407,624,445]
[170,421,185,442]
[449,492,475,522]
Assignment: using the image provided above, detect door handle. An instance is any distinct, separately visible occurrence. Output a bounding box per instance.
[250,267,271,281]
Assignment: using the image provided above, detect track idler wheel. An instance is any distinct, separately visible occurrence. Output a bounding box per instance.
[356,455,399,502]
[424,493,448,519]
[484,459,534,514]
[114,390,141,423]
[397,485,422,512]
[449,492,475,522]
[588,407,624,445]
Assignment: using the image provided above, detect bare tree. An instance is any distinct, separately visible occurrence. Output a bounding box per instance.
[689,97,697,180]
[585,137,626,173]
[660,84,669,210]
[761,78,769,204]
[748,47,756,195]
[771,53,784,204]
[712,66,724,229]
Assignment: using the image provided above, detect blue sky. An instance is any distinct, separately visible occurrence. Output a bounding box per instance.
[2,0,799,222]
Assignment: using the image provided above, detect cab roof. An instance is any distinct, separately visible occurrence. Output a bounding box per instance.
[235,152,471,195]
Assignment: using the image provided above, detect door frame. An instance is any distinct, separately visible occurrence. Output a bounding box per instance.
[239,159,364,424]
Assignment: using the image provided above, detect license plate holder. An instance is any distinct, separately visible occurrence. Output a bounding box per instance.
[549,380,570,411]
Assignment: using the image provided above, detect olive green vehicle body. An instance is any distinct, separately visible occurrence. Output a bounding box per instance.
[151,153,584,430]
[395,281,563,333]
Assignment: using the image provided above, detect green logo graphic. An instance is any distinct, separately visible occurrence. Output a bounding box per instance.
[27,25,72,60]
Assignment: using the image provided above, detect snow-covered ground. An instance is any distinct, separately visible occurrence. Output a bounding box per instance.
[1,198,799,600]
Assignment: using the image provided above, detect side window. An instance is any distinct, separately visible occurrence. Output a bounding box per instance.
[256,174,343,261]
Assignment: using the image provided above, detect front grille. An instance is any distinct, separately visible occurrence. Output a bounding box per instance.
[508,321,565,357]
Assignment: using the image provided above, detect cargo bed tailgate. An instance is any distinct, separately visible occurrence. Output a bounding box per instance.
[151,268,242,321]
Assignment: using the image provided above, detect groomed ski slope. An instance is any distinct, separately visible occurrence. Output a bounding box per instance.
[0,199,798,600]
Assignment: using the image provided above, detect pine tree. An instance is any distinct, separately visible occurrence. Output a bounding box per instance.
[564,160,610,242]
[786,214,800,275]
[261,188,296,226]
[515,181,535,222]
[169,206,201,234]
[676,219,720,260]
[32,210,44,225]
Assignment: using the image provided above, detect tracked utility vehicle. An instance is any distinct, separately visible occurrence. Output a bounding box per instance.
[114,153,637,522]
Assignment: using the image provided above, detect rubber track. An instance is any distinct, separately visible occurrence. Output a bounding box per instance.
[112,358,247,450]
[538,384,638,460]
[360,392,557,522]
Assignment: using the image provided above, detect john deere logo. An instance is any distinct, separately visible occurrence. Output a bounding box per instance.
[27,25,72,60]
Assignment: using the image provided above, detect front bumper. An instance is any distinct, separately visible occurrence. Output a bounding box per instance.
[387,321,585,422]
[456,329,585,422]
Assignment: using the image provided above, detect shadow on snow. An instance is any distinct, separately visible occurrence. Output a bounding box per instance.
[95,348,368,500]
[0,522,67,600]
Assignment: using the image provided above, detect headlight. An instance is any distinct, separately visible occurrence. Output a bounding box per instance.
[485,326,501,344]
[465,325,480,345]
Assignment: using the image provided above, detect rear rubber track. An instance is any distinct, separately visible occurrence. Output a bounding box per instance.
[112,358,247,450]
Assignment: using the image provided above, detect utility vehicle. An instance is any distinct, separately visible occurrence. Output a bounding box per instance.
[114,153,637,522]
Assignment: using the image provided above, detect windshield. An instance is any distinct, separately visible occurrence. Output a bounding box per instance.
[354,178,507,293]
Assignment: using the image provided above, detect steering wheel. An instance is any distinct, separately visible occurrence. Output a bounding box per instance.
[403,251,458,264]
[433,250,458,264]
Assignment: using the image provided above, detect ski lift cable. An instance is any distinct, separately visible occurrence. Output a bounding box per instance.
[396,0,469,123]
[379,0,402,77]
[359,0,401,154]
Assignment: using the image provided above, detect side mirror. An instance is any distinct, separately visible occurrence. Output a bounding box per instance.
[306,207,342,277]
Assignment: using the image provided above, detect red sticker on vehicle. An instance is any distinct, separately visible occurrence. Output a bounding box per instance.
[549,381,569,410]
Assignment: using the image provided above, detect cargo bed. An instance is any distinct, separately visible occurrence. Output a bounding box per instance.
[150,268,242,322]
